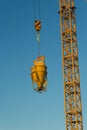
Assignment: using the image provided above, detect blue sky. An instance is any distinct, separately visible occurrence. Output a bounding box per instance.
[0,0,87,130]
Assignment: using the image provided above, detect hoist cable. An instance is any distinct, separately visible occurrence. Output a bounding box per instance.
[33,0,41,56]
[38,0,41,20]
[37,37,40,57]
[38,42,40,56]
[33,0,41,20]
[36,32,40,56]
[33,0,36,20]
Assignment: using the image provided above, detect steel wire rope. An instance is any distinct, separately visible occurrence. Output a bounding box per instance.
[33,0,41,57]
[38,0,41,20]
[33,0,36,20]
[33,0,41,20]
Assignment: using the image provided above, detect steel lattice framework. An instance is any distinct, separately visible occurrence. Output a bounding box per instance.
[59,0,83,129]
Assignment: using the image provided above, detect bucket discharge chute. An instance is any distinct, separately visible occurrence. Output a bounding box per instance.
[31,56,47,93]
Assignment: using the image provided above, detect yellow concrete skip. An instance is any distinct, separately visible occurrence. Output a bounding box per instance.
[31,56,47,93]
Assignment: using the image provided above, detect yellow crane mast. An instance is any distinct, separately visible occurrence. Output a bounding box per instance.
[59,0,83,129]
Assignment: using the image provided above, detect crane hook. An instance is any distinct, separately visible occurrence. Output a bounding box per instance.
[37,31,40,43]
[34,20,41,42]
[34,20,41,56]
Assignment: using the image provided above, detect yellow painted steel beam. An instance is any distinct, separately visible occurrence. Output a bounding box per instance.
[59,0,83,129]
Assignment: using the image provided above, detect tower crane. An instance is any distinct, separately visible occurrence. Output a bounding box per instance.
[31,0,83,129]
[59,0,83,129]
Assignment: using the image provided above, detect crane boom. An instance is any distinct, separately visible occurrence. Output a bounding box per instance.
[59,0,83,129]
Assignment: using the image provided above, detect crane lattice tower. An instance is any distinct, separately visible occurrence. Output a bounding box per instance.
[59,0,83,129]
